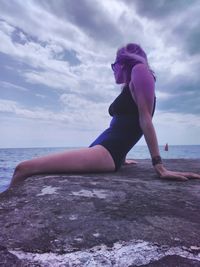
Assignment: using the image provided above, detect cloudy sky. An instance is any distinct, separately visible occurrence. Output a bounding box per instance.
[0,0,200,148]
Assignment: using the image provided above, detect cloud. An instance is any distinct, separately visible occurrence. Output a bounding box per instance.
[37,0,123,46]
[0,99,60,121]
[155,91,173,100]
[0,0,199,146]
[0,1,93,69]
[0,81,28,92]
[131,0,200,56]
[35,93,46,98]
[0,97,110,131]
[0,18,115,95]
[129,0,197,19]
[154,110,200,145]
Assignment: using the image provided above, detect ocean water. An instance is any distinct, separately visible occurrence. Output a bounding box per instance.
[0,145,199,193]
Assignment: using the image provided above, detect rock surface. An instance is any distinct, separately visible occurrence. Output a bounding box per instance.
[0,159,200,267]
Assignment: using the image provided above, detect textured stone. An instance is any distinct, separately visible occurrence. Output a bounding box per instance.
[0,159,200,266]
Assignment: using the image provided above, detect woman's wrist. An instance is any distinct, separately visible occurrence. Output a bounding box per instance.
[152,155,162,166]
[154,164,166,176]
[152,156,166,176]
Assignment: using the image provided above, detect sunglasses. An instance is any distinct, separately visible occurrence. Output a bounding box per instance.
[111,61,121,72]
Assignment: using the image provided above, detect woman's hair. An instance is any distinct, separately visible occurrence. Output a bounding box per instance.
[126,43,147,60]
[116,43,156,81]
[117,43,148,65]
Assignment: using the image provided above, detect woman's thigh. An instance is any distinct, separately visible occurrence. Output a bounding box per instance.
[21,145,115,175]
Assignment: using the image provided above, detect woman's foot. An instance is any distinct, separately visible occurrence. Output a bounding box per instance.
[8,161,33,189]
[123,159,138,165]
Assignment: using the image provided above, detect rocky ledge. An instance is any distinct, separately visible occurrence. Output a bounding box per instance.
[0,159,200,267]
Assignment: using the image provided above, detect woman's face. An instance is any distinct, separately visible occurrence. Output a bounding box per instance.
[111,61,126,84]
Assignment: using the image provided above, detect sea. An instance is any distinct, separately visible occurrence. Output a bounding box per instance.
[0,145,199,193]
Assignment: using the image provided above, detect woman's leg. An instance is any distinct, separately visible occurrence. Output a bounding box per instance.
[9,145,115,189]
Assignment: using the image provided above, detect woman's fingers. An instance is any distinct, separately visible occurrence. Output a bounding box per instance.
[174,175,189,181]
[162,174,188,181]
[191,173,200,179]
[160,170,200,181]
[175,172,200,179]
[160,170,188,181]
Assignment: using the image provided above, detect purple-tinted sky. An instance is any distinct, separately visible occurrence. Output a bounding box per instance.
[0,0,200,148]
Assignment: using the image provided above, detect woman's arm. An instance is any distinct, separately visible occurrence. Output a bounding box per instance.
[130,64,200,181]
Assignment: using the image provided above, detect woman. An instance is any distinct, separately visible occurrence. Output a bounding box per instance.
[7,43,200,189]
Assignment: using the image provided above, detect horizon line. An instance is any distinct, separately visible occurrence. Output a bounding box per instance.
[0,144,200,149]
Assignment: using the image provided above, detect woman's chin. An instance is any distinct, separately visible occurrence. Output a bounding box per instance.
[115,79,123,84]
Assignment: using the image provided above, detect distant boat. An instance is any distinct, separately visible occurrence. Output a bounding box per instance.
[164,143,169,151]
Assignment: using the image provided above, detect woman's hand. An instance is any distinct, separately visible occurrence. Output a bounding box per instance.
[118,50,146,65]
[154,164,200,181]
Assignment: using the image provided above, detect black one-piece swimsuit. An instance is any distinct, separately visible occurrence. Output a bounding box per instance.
[89,83,156,171]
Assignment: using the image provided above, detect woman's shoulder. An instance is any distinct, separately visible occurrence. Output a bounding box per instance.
[131,63,156,81]
[132,62,148,71]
